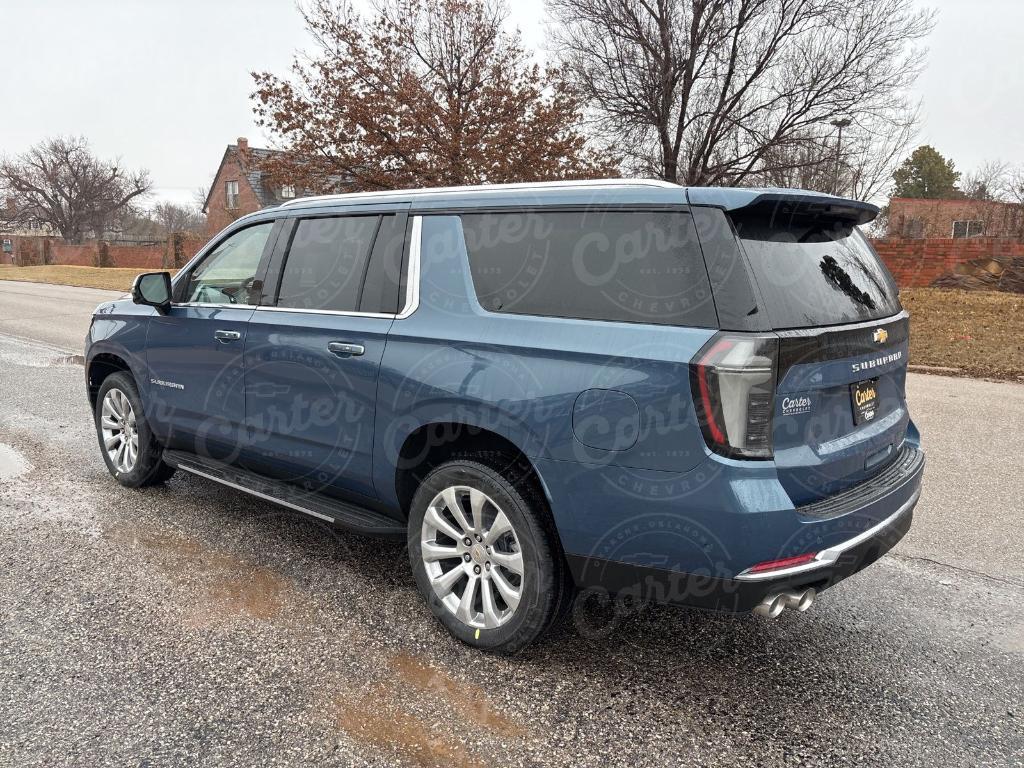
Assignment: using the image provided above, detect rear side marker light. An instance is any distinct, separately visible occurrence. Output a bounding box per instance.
[747,552,818,574]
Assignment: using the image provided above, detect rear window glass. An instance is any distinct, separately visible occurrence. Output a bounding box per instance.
[734,220,901,329]
[460,210,716,327]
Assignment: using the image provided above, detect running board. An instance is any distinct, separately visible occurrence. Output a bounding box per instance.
[162,450,405,538]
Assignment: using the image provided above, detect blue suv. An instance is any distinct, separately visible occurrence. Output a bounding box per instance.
[85,180,924,652]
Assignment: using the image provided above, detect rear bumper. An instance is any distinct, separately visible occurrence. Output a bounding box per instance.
[566,446,923,613]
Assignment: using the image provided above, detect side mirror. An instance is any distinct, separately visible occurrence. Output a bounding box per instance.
[131,272,173,313]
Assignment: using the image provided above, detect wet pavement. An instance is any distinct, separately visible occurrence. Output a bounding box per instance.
[0,295,1023,766]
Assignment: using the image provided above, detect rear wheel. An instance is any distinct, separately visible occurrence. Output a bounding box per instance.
[408,459,572,653]
[94,372,176,487]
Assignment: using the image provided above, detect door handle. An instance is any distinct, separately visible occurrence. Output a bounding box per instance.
[327,341,365,357]
[214,329,242,342]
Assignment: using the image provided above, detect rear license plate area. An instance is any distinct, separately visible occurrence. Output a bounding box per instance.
[850,378,879,425]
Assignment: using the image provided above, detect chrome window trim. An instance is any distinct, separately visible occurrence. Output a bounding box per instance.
[734,486,921,582]
[395,215,422,320]
[172,302,259,310]
[253,306,395,320]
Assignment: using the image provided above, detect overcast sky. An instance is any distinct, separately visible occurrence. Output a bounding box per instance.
[1,0,1021,209]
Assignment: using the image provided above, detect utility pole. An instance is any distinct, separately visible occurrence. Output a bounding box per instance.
[831,118,852,197]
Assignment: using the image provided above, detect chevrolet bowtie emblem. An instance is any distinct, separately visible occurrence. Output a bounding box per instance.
[873,328,888,344]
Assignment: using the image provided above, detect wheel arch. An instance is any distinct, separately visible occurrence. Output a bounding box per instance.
[394,422,560,538]
[87,352,135,408]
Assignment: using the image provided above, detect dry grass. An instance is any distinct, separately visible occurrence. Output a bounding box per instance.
[902,288,1024,381]
[0,264,177,292]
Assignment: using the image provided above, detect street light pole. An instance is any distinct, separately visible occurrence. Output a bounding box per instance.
[830,118,852,196]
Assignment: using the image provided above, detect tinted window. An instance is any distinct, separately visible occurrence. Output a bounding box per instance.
[277,216,379,312]
[735,218,901,329]
[691,206,767,332]
[183,222,274,304]
[359,214,406,314]
[461,211,716,327]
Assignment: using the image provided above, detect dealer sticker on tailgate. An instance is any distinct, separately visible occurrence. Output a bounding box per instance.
[851,379,879,425]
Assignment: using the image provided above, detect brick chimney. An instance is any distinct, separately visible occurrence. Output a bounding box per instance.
[236,137,249,153]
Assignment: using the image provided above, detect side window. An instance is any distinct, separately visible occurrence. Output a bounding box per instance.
[276,216,379,312]
[460,210,716,328]
[359,214,406,314]
[182,222,274,305]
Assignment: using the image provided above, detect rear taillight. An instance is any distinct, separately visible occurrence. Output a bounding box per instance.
[690,333,779,460]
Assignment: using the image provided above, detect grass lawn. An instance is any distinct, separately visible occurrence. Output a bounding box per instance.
[0,264,177,292]
[901,288,1024,381]
[1,266,1020,381]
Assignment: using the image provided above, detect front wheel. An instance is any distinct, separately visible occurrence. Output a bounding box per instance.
[94,371,176,487]
[408,459,572,654]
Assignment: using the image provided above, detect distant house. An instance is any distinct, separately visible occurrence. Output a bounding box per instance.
[1,199,58,239]
[888,197,1024,239]
[202,137,303,239]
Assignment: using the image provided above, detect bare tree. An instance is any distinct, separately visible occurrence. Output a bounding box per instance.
[193,184,210,211]
[749,112,917,200]
[151,201,204,236]
[962,159,1012,201]
[547,0,934,190]
[1006,167,1024,205]
[119,202,205,240]
[0,136,151,243]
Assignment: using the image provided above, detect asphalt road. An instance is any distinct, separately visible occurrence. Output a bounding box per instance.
[0,280,123,350]
[1,280,1022,767]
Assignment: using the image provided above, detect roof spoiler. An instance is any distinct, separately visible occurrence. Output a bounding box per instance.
[686,188,880,226]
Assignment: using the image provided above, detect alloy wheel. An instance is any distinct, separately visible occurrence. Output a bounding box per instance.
[100,388,139,473]
[420,485,524,629]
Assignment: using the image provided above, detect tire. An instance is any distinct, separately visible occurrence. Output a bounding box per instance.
[94,371,176,488]
[408,458,573,654]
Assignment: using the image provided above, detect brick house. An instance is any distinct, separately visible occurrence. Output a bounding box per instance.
[887,197,1024,239]
[202,137,302,238]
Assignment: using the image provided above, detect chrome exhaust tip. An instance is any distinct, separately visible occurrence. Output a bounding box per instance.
[780,587,816,612]
[752,593,786,619]
[753,588,816,618]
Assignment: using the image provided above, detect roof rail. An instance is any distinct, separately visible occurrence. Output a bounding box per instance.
[278,178,679,208]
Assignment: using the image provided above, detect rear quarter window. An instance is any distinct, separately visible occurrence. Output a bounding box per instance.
[460,210,716,327]
[734,219,901,329]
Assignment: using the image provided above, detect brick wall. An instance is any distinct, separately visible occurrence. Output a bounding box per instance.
[871,237,1024,287]
[9,235,204,269]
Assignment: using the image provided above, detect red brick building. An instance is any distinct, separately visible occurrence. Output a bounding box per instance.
[202,137,302,239]
[888,197,1024,239]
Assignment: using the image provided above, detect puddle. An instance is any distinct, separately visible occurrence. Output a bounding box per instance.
[51,354,85,366]
[0,443,31,480]
[328,653,527,767]
[107,523,290,627]
[0,350,84,368]
[390,653,527,737]
[334,684,483,768]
